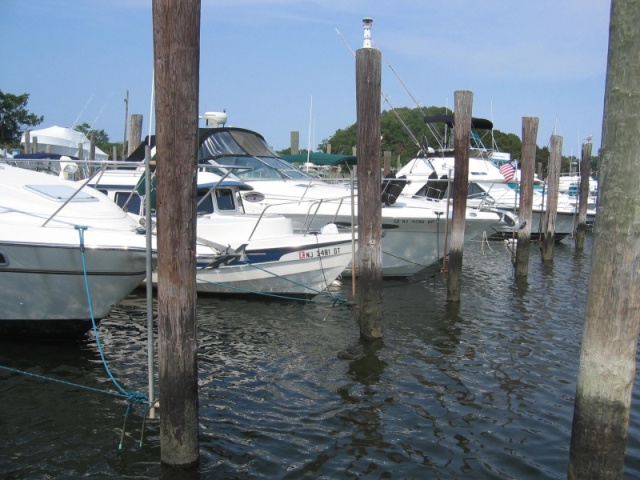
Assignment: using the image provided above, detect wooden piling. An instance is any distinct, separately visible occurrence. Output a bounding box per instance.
[89,133,96,161]
[446,90,472,302]
[153,0,201,468]
[515,117,539,276]
[23,130,30,154]
[354,19,383,340]
[574,142,592,250]
[290,131,299,155]
[541,135,562,261]
[383,150,391,176]
[128,114,144,157]
[568,1,640,477]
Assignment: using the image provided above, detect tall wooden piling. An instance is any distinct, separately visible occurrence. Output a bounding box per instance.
[128,114,144,157]
[568,1,640,477]
[355,17,383,340]
[290,131,299,155]
[153,0,201,468]
[446,90,472,302]
[515,117,539,276]
[541,135,562,261]
[574,142,593,250]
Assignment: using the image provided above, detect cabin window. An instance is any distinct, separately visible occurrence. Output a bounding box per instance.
[215,188,236,211]
[26,185,98,202]
[196,191,215,215]
[114,192,142,214]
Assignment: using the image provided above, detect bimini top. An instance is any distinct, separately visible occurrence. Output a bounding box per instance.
[424,115,494,130]
[128,127,320,182]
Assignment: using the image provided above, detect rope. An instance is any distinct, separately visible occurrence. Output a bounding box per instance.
[75,226,147,402]
[197,261,352,308]
[0,226,149,451]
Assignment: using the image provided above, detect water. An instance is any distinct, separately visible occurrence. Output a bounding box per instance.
[2,234,640,479]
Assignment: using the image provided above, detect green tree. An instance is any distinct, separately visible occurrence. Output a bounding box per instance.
[74,122,122,157]
[0,90,43,146]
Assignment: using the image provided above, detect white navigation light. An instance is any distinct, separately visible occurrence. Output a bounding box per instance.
[362,17,373,48]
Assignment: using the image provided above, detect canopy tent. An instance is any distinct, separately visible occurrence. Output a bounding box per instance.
[280,152,357,166]
[20,126,109,160]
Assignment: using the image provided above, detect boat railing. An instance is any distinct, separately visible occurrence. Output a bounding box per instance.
[247,194,354,238]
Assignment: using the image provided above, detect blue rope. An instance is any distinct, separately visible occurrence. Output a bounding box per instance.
[75,226,148,405]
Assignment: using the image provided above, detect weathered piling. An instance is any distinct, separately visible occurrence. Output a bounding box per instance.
[568,1,640,477]
[153,0,201,468]
[354,17,383,340]
[574,142,593,250]
[446,90,472,302]
[541,134,562,261]
[89,133,96,161]
[128,114,143,157]
[383,150,391,176]
[23,130,30,153]
[290,131,299,155]
[515,117,539,276]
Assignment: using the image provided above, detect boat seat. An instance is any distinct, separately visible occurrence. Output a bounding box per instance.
[381,175,408,206]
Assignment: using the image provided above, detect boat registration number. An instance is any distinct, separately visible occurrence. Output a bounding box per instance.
[299,247,341,259]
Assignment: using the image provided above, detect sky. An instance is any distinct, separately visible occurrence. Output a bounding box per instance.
[1,1,611,158]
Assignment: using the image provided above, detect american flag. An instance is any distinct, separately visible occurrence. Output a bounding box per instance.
[499,161,517,182]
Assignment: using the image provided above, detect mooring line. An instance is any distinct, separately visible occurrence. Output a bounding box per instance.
[0,227,149,451]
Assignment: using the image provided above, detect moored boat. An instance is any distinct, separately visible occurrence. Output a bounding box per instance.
[127,118,504,277]
[0,163,155,339]
[89,166,356,297]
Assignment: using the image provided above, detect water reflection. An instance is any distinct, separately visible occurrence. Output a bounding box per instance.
[6,234,640,478]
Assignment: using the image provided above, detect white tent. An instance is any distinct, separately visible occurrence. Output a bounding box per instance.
[20,125,109,160]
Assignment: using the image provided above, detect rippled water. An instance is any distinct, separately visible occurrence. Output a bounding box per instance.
[2,233,640,479]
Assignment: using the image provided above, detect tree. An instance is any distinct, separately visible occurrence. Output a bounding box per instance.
[0,90,43,146]
[73,122,118,156]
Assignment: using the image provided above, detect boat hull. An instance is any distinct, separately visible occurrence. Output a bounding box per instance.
[191,236,354,296]
[243,193,501,277]
[0,241,149,338]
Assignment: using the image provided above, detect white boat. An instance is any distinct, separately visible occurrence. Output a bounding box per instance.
[89,166,356,297]
[397,153,597,241]
[396,116,596,241]
[141,121,504,277]
[558,172,599,213]
[0,163,154,339]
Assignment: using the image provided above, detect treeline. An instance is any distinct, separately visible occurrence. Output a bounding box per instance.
[307,106,597,177]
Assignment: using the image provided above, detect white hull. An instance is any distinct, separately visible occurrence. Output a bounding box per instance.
[193,235,354,295]
[0,163,154,337]
[241,182,502,277]
[0,240,148,320]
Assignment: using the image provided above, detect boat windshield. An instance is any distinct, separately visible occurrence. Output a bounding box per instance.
[198,129,312,181]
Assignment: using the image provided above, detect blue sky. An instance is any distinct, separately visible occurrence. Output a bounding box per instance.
[1,1,610,158]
